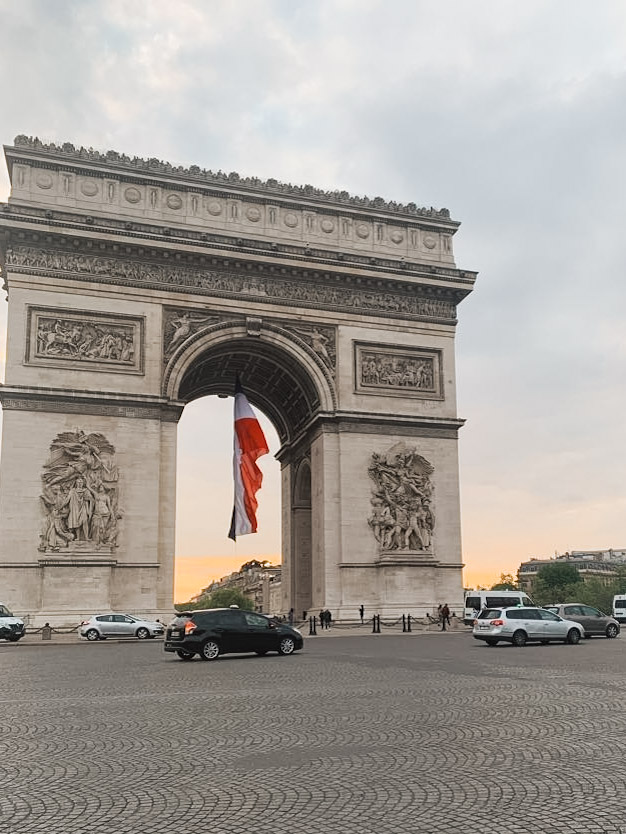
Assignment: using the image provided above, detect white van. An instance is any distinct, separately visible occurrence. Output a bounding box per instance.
[612,595,626,624]
[463,590,534,625]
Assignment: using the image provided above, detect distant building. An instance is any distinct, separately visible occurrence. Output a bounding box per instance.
[518,549,626,591]
[192,560,283,614]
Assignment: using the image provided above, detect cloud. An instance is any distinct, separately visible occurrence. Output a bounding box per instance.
[1,0,625,593]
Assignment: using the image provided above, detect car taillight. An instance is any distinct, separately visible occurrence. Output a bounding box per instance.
[80,621,89,626]
[490,619,505,626]
[184,621,197,635]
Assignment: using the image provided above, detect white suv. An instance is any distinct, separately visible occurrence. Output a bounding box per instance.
[0,603,26,642]
[473,606,584,647]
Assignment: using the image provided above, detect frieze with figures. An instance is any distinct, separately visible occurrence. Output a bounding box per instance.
[6,247,458,323]
[39,430,121,554]
[368,442,435,554]
[355,343,443,399]
[26,307,144,374]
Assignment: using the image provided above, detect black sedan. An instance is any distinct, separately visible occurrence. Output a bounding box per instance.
[164,607,304,661]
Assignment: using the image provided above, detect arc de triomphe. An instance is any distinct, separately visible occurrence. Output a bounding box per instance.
[0,136,476,625]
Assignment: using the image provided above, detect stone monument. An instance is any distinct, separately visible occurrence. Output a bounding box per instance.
[0,135,476,624]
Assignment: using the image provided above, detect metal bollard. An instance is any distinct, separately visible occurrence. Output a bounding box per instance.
[407,614,412,633]
[402,614,406,632]
[41,623,52,641]
[372,615,377,634]
[309,616,317,636]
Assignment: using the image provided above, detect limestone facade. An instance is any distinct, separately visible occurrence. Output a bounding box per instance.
[0,136,476,625]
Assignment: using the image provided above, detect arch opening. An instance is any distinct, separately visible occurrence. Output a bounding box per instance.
[176,336,323,446]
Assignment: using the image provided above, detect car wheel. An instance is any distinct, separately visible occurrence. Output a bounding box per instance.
[512,630,527,648]
[176,650,195,661]
[136,627,150,640]
[255,650,268,656]
[86,629,100,641]
[7,634,21,643]
[485,639,499,647]
[278,636,296,656]
[200,640,220,661]
[566,628,581,645]
[606,624,619,639]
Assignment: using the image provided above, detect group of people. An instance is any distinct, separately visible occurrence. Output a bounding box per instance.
[437,603,451,631]
[318,609,333,629]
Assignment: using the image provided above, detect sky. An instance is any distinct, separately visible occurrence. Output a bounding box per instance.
[0,0,625,601]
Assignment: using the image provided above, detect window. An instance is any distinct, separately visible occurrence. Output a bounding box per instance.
[478,609,501,619]
[487,596,522,608]
[581,606,602,617]
[508,609,540,620]
[564,605,584,617]
[244,612,270,628]
[96,615,112,622]
[465,596,481,610]
[537,610,560,621]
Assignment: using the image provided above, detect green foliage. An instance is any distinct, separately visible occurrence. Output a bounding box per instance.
[490,573,518,591]
[532,562,582,605]
[175,587,254,612]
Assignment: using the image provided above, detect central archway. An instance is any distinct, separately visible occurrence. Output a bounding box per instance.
[166,320,336,613]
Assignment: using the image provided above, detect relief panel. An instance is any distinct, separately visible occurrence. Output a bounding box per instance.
[354,342,443,400]
[25,307,145,374]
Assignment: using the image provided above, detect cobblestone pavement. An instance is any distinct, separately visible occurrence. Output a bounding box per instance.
[2,633,626,834]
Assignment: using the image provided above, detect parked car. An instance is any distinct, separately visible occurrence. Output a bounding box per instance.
[544,604,620,639]
[0,603,26,642]
[80,614,164,641]
[473,606,584,647]
[164,607,304,661]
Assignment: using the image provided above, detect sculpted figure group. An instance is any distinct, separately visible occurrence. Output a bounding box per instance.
[39,431,121,552]
[368,442,435,552]
[36,317,135,365]
[361,352,435,391]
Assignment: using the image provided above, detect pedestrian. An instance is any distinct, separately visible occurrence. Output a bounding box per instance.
[440,603,451,632]
[288,607,294,625]
[302,610,307,621]
[325,609,332,629]
[319,609,324,629]
[359,604,365,624]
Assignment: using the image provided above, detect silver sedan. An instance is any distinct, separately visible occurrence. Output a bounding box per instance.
[80,614,164,641]
[544,604,620,639]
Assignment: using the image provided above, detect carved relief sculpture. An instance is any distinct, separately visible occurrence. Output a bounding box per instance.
[283,323,337,376]
[356,343,442,399]
[368,442,435,553]
[163,309,218,358]
[39,430,121,553]
[27,308,144,374]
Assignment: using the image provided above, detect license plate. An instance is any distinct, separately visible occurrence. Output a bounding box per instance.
[478,623,490,629]
[170,630,180,638]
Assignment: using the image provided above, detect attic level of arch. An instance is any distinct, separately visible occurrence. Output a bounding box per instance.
[0,202,477,289]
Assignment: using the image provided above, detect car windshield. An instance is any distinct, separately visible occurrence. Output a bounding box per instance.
[478,609,501,619]
[0,605,13,617]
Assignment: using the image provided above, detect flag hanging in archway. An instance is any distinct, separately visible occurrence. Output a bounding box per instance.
[228,380,269,541]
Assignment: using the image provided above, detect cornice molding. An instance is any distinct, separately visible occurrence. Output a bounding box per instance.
[0,385,183,422]
[8,136,456,224]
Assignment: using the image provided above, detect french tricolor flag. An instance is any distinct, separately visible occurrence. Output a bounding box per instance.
[228,380,269,541]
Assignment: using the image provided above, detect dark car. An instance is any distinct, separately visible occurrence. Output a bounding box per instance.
[544,604,620,639]
[164,607,304,661]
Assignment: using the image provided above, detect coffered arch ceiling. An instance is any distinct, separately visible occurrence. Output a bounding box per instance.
[176,337,322,445]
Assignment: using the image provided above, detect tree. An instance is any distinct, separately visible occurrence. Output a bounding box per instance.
[176,587,254,612]
[533,562,582,605]
[490,573,518,591]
